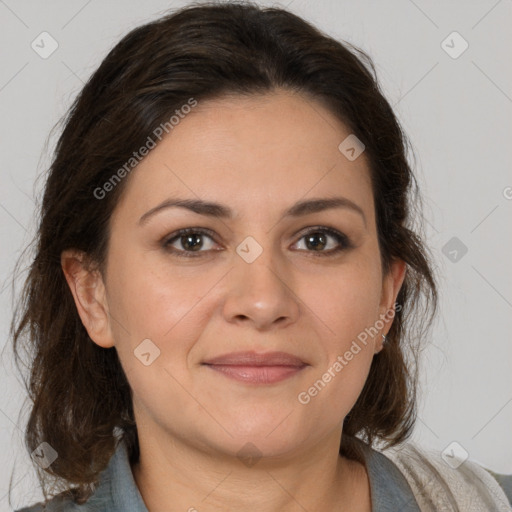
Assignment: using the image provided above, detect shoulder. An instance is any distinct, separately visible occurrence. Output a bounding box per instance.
[14,486,115,512]
[380,441,512,512]
[14,493,77,512]
[14,436,142,512]
[483,469,512,507]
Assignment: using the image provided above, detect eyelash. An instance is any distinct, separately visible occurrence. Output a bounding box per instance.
[162,226,353,259]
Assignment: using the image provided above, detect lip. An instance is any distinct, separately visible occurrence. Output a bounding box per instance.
[202,351,306,366]
[202,351,308,385]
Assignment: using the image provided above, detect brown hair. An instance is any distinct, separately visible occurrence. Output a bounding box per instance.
[9,0,438,506]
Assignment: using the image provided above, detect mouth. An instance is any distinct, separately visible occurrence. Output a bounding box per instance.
[201,351,309,385]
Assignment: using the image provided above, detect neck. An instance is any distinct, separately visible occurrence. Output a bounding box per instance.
[131,425,370,512]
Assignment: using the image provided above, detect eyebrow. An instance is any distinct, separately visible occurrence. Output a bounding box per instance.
[138,196,367,227]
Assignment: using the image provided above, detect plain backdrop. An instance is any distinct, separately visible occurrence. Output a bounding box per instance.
[1,0,511,508]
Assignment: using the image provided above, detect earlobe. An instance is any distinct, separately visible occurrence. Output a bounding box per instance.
[60,249,115,348]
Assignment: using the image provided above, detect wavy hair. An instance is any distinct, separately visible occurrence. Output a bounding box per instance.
[9,0,439,506]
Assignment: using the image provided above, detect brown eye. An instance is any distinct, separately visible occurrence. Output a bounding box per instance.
[293,227,352,256]
[304,232,328,251]
[163,228,218,257]
[162,226,353,259]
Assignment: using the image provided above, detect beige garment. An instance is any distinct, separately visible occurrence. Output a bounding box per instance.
[381,442,512,512]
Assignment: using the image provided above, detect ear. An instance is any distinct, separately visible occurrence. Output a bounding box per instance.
[61,249,115,348]
[375,258,407,353]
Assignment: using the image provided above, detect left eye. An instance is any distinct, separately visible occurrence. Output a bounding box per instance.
[292,227,351,255]
[162,227,352,258]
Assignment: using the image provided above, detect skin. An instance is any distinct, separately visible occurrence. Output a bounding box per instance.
[62,90,406,512]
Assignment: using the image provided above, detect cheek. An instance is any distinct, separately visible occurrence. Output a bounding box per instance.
[293,261,382,411]
[107,248,203,341]
[311,260,382,346]
[107,251,223,398]
[109,264,206,426]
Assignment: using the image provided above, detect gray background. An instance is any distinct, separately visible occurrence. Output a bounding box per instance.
[1,0,511,508]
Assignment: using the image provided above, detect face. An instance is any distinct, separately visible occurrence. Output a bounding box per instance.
[63,90,405,461]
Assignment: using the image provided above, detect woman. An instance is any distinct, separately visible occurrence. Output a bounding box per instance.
[10,2,512,511]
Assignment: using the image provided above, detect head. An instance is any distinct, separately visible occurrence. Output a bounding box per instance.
[11,0,438,505]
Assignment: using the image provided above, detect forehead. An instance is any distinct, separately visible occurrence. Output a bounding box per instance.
[113,90,374,226]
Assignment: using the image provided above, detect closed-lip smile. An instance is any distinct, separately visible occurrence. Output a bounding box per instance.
[202,351,308,385]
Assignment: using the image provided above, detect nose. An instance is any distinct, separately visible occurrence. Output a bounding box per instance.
[221,245,300,331]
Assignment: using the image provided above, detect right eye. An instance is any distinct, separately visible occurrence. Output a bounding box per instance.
[162,228,220,258]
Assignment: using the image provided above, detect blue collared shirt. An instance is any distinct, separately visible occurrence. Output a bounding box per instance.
[15,437,512,511]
